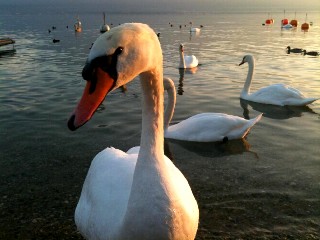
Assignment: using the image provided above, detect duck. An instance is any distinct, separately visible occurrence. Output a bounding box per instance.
[179,44,199,69]
[163,77,262,142]
[302,50,319,56]
[239,55,318,106]
[67,23,199,240]
[286,46,303,54]
[52,39,60,43]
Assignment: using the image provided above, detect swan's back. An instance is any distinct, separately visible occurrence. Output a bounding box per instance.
[75,147,136,239]
[165,113,262,142]
[184,55,198,68]
[246,83,318,106]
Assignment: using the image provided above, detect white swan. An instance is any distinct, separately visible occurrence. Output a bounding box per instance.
[239,55,319,106]
[163,78,262,142]
[67,23,199,240]
[189,22,201,33]
[179,44,199,69]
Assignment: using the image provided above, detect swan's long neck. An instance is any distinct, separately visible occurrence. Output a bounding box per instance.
[164,77,176,131]
[179,49,186,69]
[120,68,176,238]
[139,70,164,157]
[241,57,255,97]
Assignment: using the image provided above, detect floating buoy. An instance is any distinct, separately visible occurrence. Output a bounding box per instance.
[265,13,274,25]
[281,10,289,26]
[290,12,298,27]
[290,19,298,27]
[265,19,272,24]
[301,22,309,31]
[301,13,310,31]
[281,19,289,25]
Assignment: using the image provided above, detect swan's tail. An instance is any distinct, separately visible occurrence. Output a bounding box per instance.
[300,98,319,106]
[242,113,263,138]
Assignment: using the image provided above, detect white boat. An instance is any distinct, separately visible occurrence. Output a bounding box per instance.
[100,12,110,33]
[74,17,82,32]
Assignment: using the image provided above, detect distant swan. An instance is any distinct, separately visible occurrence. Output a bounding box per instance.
[67,23,199,239]
[239,55,319,106]
[163,78,262,142]
[179,44,199,69]
[189,22,201,33]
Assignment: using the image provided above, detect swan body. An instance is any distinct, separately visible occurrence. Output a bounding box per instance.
[68,23,198,240]
[239,55,318,106]
[190,27,201,33]
[179,44,198,69]
[189,22,201,33]
[163,78,262,142]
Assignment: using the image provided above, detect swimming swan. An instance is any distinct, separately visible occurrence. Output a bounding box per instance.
[179,44,199,69]
[67,23,199,240]
[163,78,262,142]
[239,55,318,106]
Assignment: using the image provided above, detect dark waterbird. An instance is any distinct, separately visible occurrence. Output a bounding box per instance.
[302,50,319,56]
[286,46,303,54]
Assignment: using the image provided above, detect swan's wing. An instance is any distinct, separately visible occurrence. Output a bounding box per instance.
[184,55,198,68]
[165,113,261,142]
[249,84,311,106]
[75,147,136,239]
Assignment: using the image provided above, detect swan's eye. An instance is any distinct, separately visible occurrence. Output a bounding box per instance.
[115,47,123,55]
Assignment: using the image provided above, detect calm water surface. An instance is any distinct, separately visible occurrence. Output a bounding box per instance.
[0,8,320,239]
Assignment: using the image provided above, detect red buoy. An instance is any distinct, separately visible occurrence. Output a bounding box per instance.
[282,19,289,25]
[265,19,272,24]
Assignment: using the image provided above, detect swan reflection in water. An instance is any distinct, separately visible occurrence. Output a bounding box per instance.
[178,67,198,95]
[240,98,317,120]
[165,137,258,159]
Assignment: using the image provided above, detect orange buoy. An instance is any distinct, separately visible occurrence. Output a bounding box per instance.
[290,19,298,27]
[290,12,298,27]
[301,22,309,31]
[301,13,310,31]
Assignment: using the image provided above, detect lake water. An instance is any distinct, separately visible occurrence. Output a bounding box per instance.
[0,6,319,239]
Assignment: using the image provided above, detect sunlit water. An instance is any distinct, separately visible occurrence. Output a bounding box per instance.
[0,7,319,239]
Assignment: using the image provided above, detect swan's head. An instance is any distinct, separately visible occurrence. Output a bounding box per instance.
[239,55,254,66]
[179,44,184,53]
[68,23,162,131]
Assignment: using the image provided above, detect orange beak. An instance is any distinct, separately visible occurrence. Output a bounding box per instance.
[68,67,115,131]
